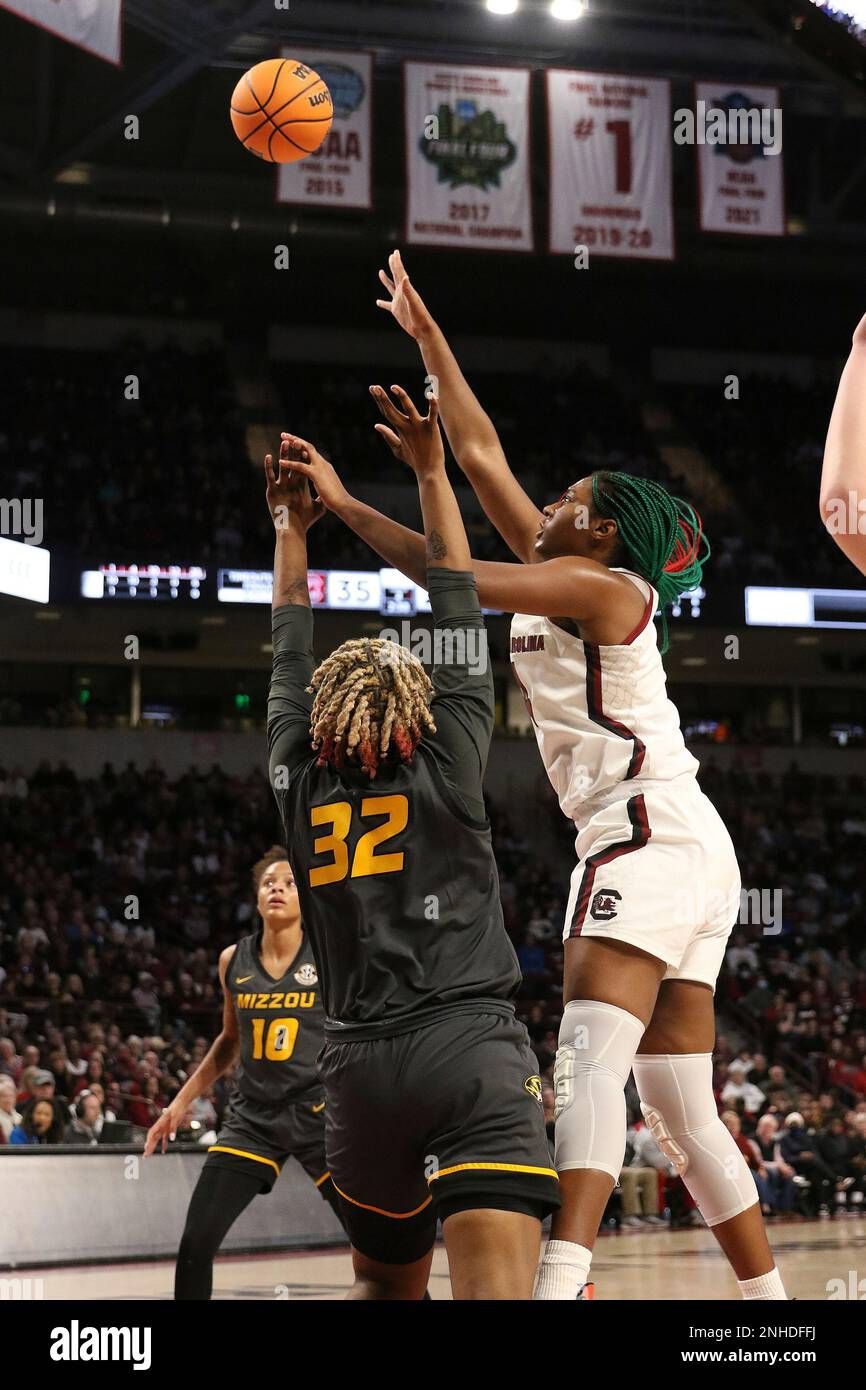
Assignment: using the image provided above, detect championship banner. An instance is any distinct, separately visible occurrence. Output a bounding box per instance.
[693,82,784,237]
[405,61,533,252]
[277,49,372,210]
[0,0,121,64]
[547,69,673,261]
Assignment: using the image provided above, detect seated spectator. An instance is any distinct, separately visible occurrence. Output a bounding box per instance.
[620,1125,665,1227]
[17,1067,55,1108]
[720,1061,765,1115]
[126,1074,165,1130]
[63,1091,105,1146]
[779,1111,836,1218]
[9,1096,66,1145]
[0,1074,22,1141]
[817,1116,859,1212]
[753,1113,796,1216]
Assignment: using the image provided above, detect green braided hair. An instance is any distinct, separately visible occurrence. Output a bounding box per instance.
[590,471,710,654]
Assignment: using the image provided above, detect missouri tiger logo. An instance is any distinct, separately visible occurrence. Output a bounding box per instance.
[523,1075,543,1103]
[294,962,318,986]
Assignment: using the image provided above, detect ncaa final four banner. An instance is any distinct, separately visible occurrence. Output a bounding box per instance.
[693,81,785,237]
[277,49,373,210]
[405,61,533,252]
[547,70,673,261]
[0,0,121,64]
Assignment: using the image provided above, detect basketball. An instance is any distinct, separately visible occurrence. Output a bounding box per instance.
[230,58,333,163]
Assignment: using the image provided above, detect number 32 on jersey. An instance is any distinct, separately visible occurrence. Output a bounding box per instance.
[309,794,408,887]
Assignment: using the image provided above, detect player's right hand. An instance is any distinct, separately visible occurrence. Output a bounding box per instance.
[143,1102,184,1157]
[376,250,434,340]
[279,434,353,516]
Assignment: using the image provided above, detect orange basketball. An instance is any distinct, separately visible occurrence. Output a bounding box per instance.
[230,58,333,164]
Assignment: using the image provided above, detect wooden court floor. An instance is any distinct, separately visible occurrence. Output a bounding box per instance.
[20,1216,866,1301]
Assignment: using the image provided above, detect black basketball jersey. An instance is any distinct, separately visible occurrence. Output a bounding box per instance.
[277,746,521,1040]
[226,931,324,1105]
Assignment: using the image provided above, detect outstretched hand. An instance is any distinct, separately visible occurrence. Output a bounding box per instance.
[263,437,325,532]
[376,250,434,341]
[370,384,444,480]
[277,434,353,517]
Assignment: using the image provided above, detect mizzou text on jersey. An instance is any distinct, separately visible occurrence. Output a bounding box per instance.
[206,931,329,1190]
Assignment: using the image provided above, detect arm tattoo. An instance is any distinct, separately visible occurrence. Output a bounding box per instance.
[278,577,311,605]
[426,529,448,562]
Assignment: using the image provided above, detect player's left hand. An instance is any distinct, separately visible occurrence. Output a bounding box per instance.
[370,384,444,480]
[264,438,325,532]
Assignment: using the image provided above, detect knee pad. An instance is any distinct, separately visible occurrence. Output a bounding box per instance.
[632,1053,759,1227]
[553,1000,645,1182]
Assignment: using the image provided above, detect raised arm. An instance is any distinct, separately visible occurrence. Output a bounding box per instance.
[264,441,324,783]
[820,312,866,576]
[366,384,494,803]
[377,250,543,563]
[285,419,632,624]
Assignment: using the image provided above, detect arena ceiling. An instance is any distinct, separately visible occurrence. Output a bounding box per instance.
[0,0,862,195]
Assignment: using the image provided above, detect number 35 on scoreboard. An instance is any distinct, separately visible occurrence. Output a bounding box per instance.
[547,69,674,262]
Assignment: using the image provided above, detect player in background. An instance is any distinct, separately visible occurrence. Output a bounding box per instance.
[265,405,559,1301]
[820,310,866,575]
[144,849,344,1299]
[292,252,786,1302]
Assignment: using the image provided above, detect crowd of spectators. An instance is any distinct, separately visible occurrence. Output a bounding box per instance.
[1,341,851,589]
[1,757,865,1227]
[662,375,852,589]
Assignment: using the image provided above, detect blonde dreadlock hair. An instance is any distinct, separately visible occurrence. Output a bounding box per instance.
[308,638,436,778]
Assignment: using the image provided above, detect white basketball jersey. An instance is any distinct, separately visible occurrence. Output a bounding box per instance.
[509,570,698,824]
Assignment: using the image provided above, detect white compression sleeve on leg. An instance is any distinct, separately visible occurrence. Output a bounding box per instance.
[554,1000,646,1181]
[632,1053,760,1227]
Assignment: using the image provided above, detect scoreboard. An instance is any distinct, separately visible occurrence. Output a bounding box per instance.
[80,565,205,600]
[216,567,434,613]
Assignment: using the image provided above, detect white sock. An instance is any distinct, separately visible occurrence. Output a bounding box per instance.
[533,1239,593,1301]
[737,1267,787,1300]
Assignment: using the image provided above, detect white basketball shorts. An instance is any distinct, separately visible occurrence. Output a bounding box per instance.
[562,777,741,990]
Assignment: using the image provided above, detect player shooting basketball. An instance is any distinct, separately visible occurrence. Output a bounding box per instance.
[295,251,787,1303]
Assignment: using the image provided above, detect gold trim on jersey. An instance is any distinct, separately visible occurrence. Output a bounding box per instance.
[314,1170,331,1187]
[427,1161,559,1182]
[208,1145,280,1177]
[331,1178,432,1219]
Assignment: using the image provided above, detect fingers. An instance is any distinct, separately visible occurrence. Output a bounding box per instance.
[369,384,408,427]
[427,394,440,428]
[373,422,404,457]
[263,453,275,486]
[388,384,422,423]
[378,267,396,294]
[284,456,315,479]
[390,248,406,283]
[280,431,314,461]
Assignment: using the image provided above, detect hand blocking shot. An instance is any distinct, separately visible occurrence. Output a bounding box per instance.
[263,413,558,1300]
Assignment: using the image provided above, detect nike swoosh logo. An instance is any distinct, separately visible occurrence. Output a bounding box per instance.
[312,1102,325,1114]
[235,975,254,984]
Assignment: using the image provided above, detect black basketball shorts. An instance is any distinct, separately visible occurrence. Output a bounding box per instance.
[319,1005,559,1264]
[205,1089,330,1195]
